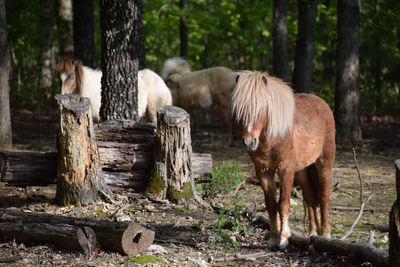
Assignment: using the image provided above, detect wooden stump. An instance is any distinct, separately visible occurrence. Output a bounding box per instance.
[147,106,194,203]
[54,94,111,206]
[389,159,400,266]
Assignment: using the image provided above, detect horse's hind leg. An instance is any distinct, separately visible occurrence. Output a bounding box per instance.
[315,160,333,237]
[295,169,320,236]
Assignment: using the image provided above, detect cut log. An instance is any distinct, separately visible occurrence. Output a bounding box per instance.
[54,94,111,206]
[0,208,154,256]
[389,159,400,267]
[0,151,211,192]
[0,222,96,253]
[0,151,57,186]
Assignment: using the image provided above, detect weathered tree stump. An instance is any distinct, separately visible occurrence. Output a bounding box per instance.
[146,106,206,207]
[389,159,400,266]
[54,94,111,206]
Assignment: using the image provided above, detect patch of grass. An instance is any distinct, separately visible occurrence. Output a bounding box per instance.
[202,161,244,199]
[129,255,164,264]
[210,197,253,249]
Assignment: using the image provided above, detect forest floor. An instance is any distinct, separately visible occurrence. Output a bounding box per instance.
[0,105,399,266]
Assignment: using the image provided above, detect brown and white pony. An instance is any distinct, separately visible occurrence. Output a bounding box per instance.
[161,57,237,146]
[231,71,335,249]
[57,56,172,123]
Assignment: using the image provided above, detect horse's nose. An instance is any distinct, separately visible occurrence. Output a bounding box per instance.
[243,137,259,151]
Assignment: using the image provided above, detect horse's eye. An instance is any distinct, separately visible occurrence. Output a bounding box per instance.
[70,74,75,81]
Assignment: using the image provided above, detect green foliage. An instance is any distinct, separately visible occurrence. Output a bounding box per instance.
[202,161,244,199]
[4,0,400,115]
[129,255,164,264]
[210,197,252,249]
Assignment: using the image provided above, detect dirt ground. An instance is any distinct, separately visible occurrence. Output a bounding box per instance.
[0,106,399,266]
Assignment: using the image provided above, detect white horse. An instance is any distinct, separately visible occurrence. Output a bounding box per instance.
[57,56,172,123]
[161,57,238,146]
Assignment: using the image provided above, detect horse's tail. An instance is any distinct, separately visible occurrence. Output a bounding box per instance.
[306,163,320,205]
[160,57,191,80]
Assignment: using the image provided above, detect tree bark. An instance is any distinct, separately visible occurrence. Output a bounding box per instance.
[100,0,139,121]
[179,0,188,59]
[147,106,196,204]
[136,0,146,70]
[0,0,12,149]
[57,0,74,56]
[272,0,290,82]
[0,209,154,256]
[73,0,96,68]
[54,94,111,206]
[334,0,361,144]
[389,159,400,267]
[292,0,318,93]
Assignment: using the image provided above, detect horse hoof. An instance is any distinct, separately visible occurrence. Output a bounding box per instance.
[278,238,289,250]
[266,238,280,250]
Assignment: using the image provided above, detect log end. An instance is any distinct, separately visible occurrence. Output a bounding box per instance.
[121,223,155,256]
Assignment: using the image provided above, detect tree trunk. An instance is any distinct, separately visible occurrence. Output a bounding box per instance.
[272,0,289,82]
[0,0,12,149]
[54,94,111,206]
[100,0,139,121]
[292,0,318,93]
[57,0,74,56]
[136,0,146,70]
[389,159,400,267]
[334,0,361,144]
[73,0,96,68]
[179,0,188,59]
[147,106,196,205]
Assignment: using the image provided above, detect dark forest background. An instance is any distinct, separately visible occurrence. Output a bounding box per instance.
[5,0,400,121]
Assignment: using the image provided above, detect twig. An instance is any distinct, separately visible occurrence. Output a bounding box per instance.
[112,203,133,218]
[332,206,374,212]
[368,230,375,245]
[213,252,268,262]
[340,148,374,241]
[223,179,246,199]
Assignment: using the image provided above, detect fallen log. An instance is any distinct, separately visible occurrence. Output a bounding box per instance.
[0,208,154,256]
[389,159,400,267]
[254,215,389,266]
[0,220,96,254]
[0,151,211,191]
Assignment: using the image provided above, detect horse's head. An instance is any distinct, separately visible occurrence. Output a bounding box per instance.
[241,114,267,152]
[231,71,295,152]
[56,56,83,95]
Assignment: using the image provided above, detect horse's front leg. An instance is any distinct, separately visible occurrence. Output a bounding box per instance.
[255,164,280,248]
[277,168,295,249]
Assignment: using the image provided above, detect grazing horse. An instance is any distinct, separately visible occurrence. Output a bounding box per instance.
[231,71,335,249]
[57,56,172,123]
[161,57,237,146]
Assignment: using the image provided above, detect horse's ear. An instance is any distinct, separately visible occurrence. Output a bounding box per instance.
[235,73,240,84]
[262,75,268,85]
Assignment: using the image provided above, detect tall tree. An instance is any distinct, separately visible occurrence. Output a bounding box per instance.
[0,0,12,149]
[57,0,73,56]
[137,0,146,69]
[335,0,361,143]
[73,0,96,68]
[100,1,139,121]
[272,0,289,82]
[179,0,188,59]
[292,0,318,93]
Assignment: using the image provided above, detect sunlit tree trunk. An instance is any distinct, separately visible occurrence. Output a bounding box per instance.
[272,0,289,82]
[100,1,139,121]
[292,0,318,93]
[0,0,12,149]
[335,0,361,143]
[179,0,188,59]
[57,0,73,56]
[73,0,96,68]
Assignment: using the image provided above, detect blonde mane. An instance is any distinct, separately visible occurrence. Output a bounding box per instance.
[231,71,295,139]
